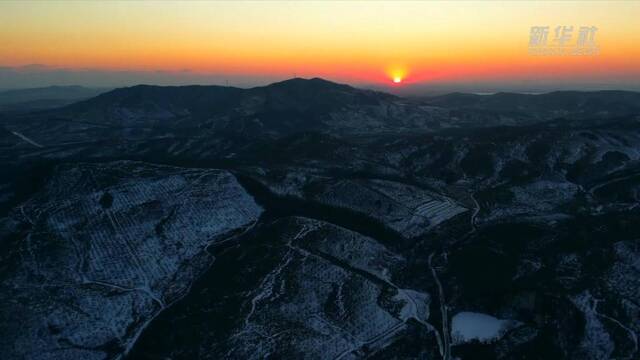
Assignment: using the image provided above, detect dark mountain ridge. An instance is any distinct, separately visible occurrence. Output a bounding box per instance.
[38,78,402,137]
[8,79,639,134]
[62,78,395,121]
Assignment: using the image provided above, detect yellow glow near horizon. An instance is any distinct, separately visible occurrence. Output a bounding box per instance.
[388,67,408,84]
[0,1,639,86]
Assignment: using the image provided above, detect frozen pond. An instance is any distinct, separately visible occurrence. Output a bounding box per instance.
[451,312,515,344]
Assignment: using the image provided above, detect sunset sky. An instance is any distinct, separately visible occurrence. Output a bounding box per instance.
[1,1,639,92]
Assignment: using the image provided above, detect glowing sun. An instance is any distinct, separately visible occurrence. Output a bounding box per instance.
[387,66,408,85]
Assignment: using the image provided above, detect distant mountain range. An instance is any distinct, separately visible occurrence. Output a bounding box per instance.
[2,78,640,154]
[3,80,640,127]
[63,77,393,120]
[41,78,427,137]
[424,90,640,120]
[0,85,108,112]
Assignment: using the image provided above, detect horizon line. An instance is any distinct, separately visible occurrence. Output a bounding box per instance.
[3,77,640,98]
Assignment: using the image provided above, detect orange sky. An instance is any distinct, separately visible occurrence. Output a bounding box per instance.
[1,1,639,89]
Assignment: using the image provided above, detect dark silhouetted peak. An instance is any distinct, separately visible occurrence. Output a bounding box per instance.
[247,77,396,112]
[50,78,401,129]
[265,77,354,92]
[66,78,394,114]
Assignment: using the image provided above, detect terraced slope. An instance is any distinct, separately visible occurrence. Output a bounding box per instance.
[0,161,262,359]
[247,169,467,238]
[130,217,435,359]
